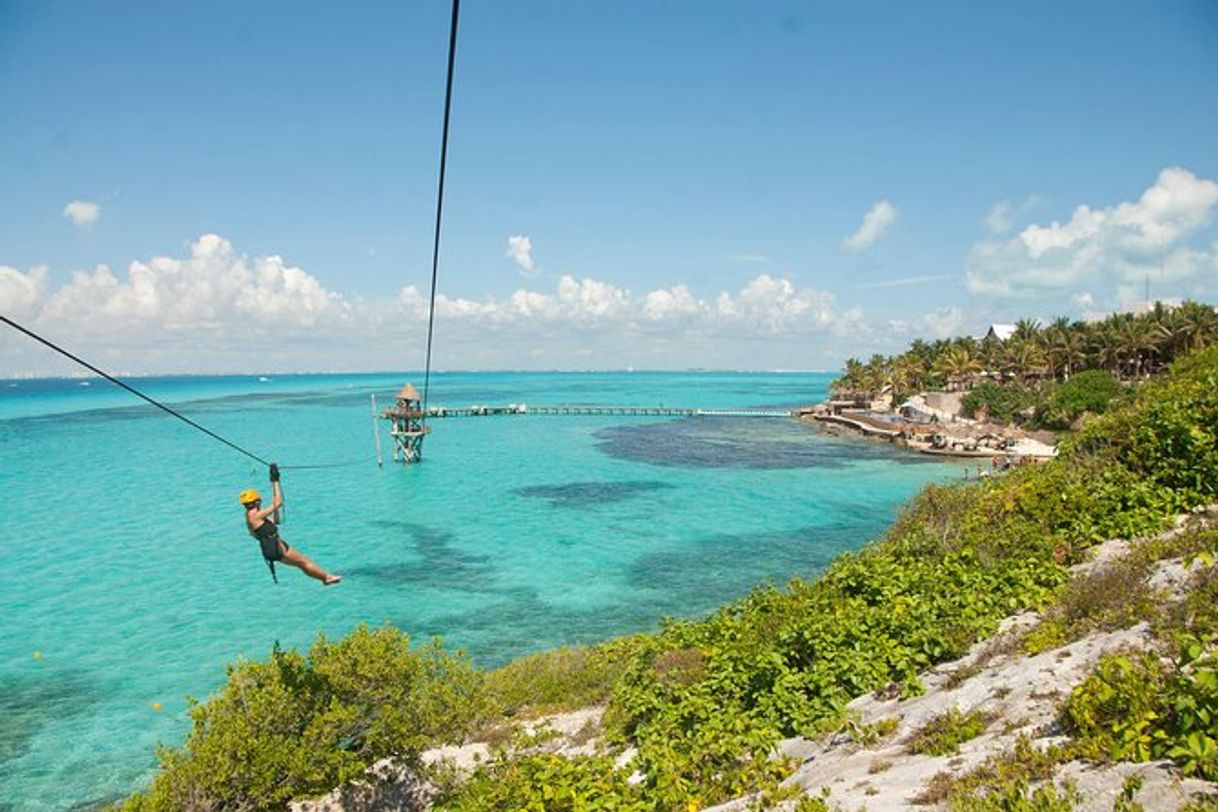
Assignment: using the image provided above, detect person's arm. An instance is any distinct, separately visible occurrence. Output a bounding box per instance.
[249,484,283,523]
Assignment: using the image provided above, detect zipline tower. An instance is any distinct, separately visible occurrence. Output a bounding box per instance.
[384,383,430,464]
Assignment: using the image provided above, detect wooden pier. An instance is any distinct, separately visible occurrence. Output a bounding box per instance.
[378,381,796,466]
[420,404,795,419]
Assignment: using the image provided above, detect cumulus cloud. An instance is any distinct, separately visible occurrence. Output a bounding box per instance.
[984,196,1039,235]
[0,265,49,317]
[63,200,101,227]
[35,234,348,330]
[506,235,535,275]
[2,233,878,374]
[1,235,363,375]
[842,200,897,253]
[985,202,1013,234]
[966,167,1218,299]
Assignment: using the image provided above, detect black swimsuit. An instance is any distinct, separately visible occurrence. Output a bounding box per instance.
[251,519,289,562]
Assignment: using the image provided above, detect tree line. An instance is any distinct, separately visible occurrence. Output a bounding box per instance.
[831,300,1217,403]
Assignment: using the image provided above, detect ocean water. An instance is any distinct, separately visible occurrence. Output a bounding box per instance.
[0,371,955,810]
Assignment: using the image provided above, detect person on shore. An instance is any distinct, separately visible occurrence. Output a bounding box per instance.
[240,464,341,586]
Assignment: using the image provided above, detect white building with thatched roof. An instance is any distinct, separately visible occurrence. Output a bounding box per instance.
[985,324,1016,341]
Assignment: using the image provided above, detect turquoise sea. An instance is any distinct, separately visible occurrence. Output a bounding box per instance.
[0,371,956,810]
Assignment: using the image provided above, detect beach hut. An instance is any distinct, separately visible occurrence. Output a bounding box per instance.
[985,324,1017,342]
[383,383,430,464]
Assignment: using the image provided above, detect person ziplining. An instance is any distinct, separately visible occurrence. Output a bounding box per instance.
[2,0,462,585]
[240,463,341,586]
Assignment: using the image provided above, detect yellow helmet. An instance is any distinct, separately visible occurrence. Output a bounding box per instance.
[239,488,261,505]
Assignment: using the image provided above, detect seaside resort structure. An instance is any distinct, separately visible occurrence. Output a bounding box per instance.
[383,383,429,464]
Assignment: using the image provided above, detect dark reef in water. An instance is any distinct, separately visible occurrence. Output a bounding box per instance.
[347,520,497,591]
[0,669,99,767]
[596,416,936,470]
[513,480,674,508]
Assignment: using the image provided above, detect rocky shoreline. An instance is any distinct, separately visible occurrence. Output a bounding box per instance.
[803,390,1059,461]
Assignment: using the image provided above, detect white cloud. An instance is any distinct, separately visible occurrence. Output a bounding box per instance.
[984,196,1039,235]
[506,235,535,275]
[919,306,965,338]
[985,202,1012,234]
[36,234,348,330]
[63,200,101,227]
[0,265,49,317]
[2,234,882,374]
[852,274,948,290]
[842,200,897,253]
[643,285,703,321]
[966,167,1218,299]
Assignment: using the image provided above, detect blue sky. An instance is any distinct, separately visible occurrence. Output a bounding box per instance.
[2,0,1217,375]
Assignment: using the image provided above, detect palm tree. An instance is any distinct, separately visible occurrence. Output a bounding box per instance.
[1044,316,1086,380]
[1114,317,1156,378]
[933,346,983,391]
[832,358,866,396]
[891,355,928,402]
[1091,323,1124,378]
[1012,318,1042,344]
[1171,300,1218,355]
[1002,339,1048,384]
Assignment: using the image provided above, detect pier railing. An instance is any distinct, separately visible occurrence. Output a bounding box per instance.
[419,404,794,419]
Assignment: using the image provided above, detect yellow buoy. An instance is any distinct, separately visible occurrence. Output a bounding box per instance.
[152,702,163,712]
[33,651,43,660]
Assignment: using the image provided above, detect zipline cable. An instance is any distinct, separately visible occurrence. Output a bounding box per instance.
[420,0,461,421]
[1,314,368,471]
[2,314,272,467]
[4,4,462,468]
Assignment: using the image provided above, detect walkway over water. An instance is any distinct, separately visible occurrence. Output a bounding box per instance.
[423,404,796,419]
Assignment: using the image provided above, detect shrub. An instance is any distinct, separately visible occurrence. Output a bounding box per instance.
[1035,369,1124,429]
[962,382,1038,423]
[436,752,648,811]
[908,707,989,756]
[484,637,645,716]
[1063,645,1218,780]
[120,625,490,811]
[1069,347,1218,505]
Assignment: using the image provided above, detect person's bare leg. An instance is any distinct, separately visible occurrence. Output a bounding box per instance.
[281,546,341,585]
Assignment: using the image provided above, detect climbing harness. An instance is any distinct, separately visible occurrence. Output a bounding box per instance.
[1,0,465,582]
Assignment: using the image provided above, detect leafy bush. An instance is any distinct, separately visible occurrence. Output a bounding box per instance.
[908,707,988,756]
[121,625,490,811]
[484,637,645,717]
[1063,645,1218,780]
[948,781,1079,812]
[1035,369,1124,429]
[1068,347,1218,505]
[962,382,1039,423]
[437,752,648,811]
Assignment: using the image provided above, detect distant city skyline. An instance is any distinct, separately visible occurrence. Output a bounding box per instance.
[2,0,1216,376]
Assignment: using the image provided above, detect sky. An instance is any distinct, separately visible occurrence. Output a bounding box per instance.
[2,0,1217,376]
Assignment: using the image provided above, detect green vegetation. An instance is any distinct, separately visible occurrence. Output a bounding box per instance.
[832,301,1217,431]
[119,346,1218,810]
[908,707,989,756]
[962,381,1038,423]
[1035,369,1124,429]
[1063,642,1218,781]
[119,626,490,811]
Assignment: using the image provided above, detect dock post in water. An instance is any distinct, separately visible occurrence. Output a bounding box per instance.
[370,393,384,467]
[383,383,430,464]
